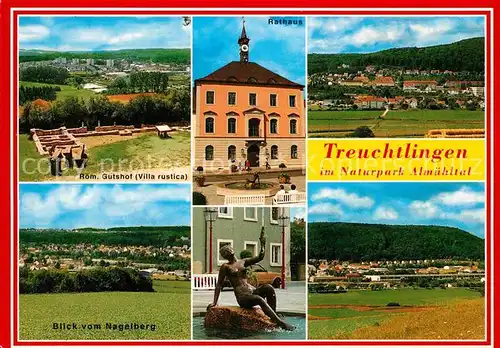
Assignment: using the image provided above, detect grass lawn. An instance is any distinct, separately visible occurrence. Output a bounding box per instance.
[308,288,484,340]
[308,109,485,137]
[18,131,191,181]
[20,81,97,101]
[19,280,191,340]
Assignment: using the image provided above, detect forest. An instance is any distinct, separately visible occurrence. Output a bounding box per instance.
[19,85,60,104]
[308,222,484,261]
[19,48,191,64]
[19,267,154,294]
[20,227,190,247]
[308,37,485,75]
[20,66,69,84]
[19,91,190,133]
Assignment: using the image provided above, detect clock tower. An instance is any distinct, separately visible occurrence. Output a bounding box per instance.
[238,18,250,63]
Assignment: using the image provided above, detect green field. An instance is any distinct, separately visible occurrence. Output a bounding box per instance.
[19,131,191,181]
[308,288,483,340]
[19,280,191,340]
[20,81,97,101]
[308,109,485,137]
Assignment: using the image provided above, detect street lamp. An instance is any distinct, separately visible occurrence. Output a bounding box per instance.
[278,209,289,290]
[204,207,217,273]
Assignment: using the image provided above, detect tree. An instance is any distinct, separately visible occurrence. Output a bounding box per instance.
[291,221,305,264]
[350,126,375,138]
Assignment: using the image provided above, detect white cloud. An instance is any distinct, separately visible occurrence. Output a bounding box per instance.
[432,186,484,207]
[19,25,50,42]
[308,203,344,216]
[409,200,440,218]
[442,209,485,224]
[311,188,374,208]
[350,25,405,46]
[292,207,305,220]
[373,206,399,220]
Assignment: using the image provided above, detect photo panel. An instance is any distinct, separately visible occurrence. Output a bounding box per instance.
[18,16,192,182]
[307,16,485,138]
[192,16,307,206]
[307,182,486,340]
[192,206,306,340]
[18,183,192,340]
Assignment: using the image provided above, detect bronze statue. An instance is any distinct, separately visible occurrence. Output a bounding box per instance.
[208,227,295,331]
[244,172,261,189]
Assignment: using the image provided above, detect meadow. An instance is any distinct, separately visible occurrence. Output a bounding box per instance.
[308,109,485,137]
[19,81,97,101]
[18,131,191,181]
[19,280,191,340]
[308,288,485,340]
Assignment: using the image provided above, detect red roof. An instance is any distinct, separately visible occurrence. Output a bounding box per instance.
[374,76,395,85]
[404,80,438,87]
[195,61,304,89]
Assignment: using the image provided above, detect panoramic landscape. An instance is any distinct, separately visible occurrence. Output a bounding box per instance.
[192,17,306,206]
[18,184,191,340]
[307,182,486,340]
[307,17,485,138]
[18,16,191,181]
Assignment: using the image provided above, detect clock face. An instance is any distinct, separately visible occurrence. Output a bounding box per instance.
[241,44,249,52]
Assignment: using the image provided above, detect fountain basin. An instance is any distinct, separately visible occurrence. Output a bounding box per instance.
[216,182,280,197]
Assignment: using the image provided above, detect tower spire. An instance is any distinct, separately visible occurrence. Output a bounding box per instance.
[238,17,250,63]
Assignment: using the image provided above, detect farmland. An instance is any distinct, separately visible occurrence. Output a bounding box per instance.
[308,288,485,340]
[19,280,191,340]
[18,131,191,181]
[308,109,485,138]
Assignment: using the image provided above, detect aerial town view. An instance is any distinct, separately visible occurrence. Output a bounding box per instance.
[307,17,485,138]
[192,17,306,205]
[192,207,306,340]
[307,182,485,340]
[18,183,192,340]
[18,16,191,181]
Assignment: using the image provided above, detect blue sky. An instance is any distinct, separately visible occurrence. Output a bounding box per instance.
[19,184,191,229]
[308,182,485,237]
[19,16,190,51]
[193,16,305,85]
[308,16,485,53]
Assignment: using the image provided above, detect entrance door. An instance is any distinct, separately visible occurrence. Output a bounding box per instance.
[247,144,260,167]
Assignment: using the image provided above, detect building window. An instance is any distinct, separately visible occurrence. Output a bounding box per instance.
[217,239,234,265]
[270,243,282,266]
[228,92,236,105]
[249,93,257,106]
[228,118,236,134]
[291,145,298,159]
[206,117,214,133]
[270,94,277,107]
[206,91,215,104]
[244,241,258,257]
[271,145,278,160]
[289,95,296,107]
[244,207,258,221]
[270,119,278,134]
[218,207,233,218]
[205,145,214,161]
[228,145,236,161]
[270,207,279,224]
[290,119,297,134]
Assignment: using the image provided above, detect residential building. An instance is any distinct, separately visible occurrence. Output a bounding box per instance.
[403,80,438,92]
[192,207,291,280]
[373,76,395,87]
[194,22,305,170]
[470,86,485,97]
[354,95,386,109]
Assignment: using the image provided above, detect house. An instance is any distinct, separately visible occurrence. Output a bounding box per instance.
[469,86,485,97]
[194,22,305,170]
[403,80,438,92]
[373,76,395,87]
[192,207,292,281]
[354,95,386,109]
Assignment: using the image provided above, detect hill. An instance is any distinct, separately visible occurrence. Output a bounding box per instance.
[19,226,190,247]
[308,222,484,261]
[308,37,485,74]
[19,48,190,64]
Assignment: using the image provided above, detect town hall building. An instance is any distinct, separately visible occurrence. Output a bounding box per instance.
[194,22,305,171]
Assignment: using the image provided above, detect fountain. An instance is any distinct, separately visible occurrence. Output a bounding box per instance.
[216,172,280,197]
